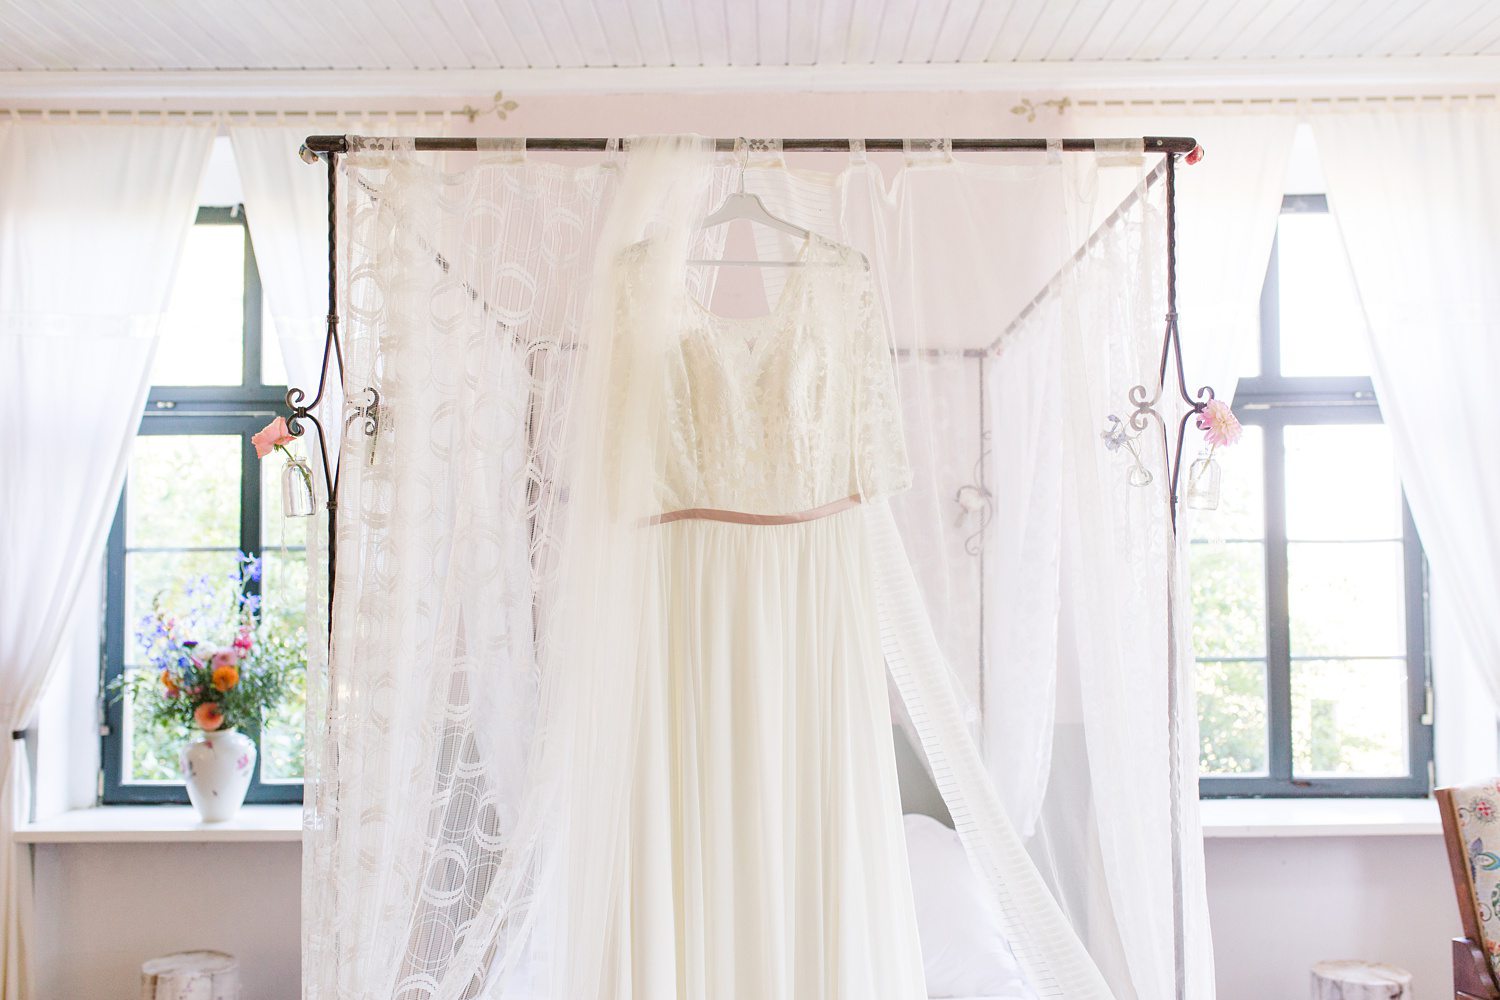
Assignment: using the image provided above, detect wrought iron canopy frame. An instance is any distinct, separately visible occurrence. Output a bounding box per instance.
[289,133,1208,1000]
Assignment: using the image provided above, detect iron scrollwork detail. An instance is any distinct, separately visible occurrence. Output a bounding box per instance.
[1109,310,1214,529]
[284,151,382,519]
[1103,152,1215,530]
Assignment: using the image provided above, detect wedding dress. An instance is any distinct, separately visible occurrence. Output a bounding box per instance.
[603,231,928,999]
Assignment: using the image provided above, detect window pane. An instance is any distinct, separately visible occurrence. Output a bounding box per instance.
[127,435,241,548]
[1288,541,1406,657]
[260,450,307,781]
[123,670,186,783]
[261,548,307,634]
[1276,212,1372,377]
[1284,424,1402,541]
[1292,658,1408,777]
[123,550,243,667]
[1191,425,1267,778]
[1191,424,1263,542]
[151,223,245,386]
[259,665,305,781]
[1198,659,1268,775]
[1190,542,1266,657]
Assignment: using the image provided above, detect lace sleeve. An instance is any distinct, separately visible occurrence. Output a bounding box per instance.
[852,260,912,500]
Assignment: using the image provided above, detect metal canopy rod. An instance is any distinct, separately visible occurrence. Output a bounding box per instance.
[301,134,1198,155]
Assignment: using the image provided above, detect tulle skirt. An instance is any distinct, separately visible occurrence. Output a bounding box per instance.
[608,506,927,1000]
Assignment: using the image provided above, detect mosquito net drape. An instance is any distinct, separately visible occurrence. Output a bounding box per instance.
[303,135,1208,1000]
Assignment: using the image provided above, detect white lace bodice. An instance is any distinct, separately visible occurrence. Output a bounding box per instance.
[614,233,911,516]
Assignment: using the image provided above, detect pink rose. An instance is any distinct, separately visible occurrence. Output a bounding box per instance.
[210,649,239,670]
[252,416,295,459]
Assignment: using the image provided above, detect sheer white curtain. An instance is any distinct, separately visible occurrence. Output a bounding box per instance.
[1066,110,1298,396]
[0,120,212,1000]
[839,148,1215,1000]
[1311,104,1500,766]
[230,119,448,497]
[229,125,334,395]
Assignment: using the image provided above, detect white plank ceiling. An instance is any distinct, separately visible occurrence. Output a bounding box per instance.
[3,0,1500,72]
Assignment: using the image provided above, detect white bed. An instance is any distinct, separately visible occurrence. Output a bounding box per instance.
[905,813,1040,1000]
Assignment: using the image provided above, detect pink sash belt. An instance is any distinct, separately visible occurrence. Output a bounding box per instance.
[650,494,862,526]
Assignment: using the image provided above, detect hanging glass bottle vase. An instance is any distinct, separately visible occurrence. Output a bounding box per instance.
[281,452,316,518]
[1184,449,1221,511]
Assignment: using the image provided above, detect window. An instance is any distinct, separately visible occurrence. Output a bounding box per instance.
[101,206,306,805]
[1194,194,1432,798]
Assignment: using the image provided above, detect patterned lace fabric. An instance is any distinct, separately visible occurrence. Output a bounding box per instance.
[614,232,911,516]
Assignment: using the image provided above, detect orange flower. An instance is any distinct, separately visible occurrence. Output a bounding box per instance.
[211,663,240,692]
[194,702,225,731]
[160,670,180,696]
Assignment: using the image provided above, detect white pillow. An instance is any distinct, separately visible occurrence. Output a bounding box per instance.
[904,813,1038,1000]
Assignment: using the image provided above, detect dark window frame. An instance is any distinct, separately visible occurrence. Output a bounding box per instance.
[1199,194,1433,799]
[101,206,302,805]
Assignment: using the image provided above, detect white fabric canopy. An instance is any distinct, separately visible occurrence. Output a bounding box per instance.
[0,120,212,1000]
[1311,104,1500,770]
[303,136,1209,1000]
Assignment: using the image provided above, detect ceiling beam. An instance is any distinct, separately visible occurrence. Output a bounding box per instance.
[3,56,1499,103]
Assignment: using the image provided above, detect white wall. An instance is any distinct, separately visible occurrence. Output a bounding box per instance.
[1205,834,1455,1000]
[31,843,300,1000]
[29,832,1457,1000]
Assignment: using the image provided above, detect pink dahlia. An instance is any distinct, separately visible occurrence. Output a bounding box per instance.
[1197,399,1242,448]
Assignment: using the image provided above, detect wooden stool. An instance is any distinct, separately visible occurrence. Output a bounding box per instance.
[140,950,240,1000]
[1311,960,1413,1000]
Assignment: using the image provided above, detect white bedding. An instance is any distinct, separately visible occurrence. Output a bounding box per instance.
[906,814,1040,1000]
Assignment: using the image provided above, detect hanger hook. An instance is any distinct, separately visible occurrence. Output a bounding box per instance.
[735,137,748,195]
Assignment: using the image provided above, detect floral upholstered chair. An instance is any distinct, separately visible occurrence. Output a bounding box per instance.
[1438,784,1500,1000]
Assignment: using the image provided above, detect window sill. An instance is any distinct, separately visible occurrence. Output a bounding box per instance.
[15,805,301,844]
[1199,797,1440,838]
[19,800,1439,844]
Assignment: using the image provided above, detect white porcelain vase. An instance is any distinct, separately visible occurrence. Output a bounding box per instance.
[180,727,256,822]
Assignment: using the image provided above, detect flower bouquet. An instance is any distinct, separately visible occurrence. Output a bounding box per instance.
[110,553,303,821]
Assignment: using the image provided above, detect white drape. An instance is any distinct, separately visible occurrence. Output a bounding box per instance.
[1065,111,1298,397]
[0,120,212,1000]
[1311,104,1500,762]
[229,125,334,394]
[230,119,448,395]
[835,147,1221,1000]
